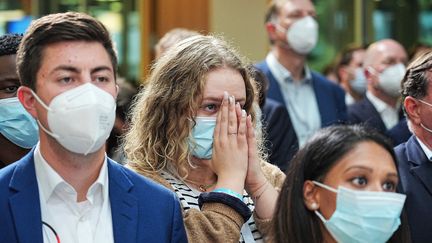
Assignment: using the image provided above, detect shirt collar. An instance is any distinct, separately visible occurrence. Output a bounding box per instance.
[34,142,109,204]
[266,52,312,84]
[416,136,432,161]
[366,91,398,113]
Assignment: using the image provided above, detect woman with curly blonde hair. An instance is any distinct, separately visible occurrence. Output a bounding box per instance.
[124,35,285,242]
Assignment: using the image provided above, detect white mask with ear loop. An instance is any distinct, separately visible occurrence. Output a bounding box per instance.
[368,63,406,97]
[276,16,319,55]
[31,83,116,155]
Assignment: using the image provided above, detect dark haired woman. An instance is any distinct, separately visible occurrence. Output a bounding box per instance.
[273,125,410,243]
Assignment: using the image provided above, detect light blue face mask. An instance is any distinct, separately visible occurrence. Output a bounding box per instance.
[313,181,406,243]
[188,117,216,160]
[349,67,367,95]
[0,97,39,149]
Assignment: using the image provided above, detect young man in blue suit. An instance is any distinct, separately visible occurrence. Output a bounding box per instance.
[395,51,432,243]
[256,0,347,146]
[0,12,187,243]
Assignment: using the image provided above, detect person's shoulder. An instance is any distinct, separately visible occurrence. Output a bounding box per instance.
[255,60,267,70]
[263,98,285,113]
[0,162,18,185]
[348,97,368,109]
[311,71,344,92]
[394,135,414,154]
[108,160,175,199]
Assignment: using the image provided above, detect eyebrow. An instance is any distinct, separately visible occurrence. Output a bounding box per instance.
[50,65,113,75]
[386,173,398,178]
[202,96,246,103]
[344,165,398,178]
[344,165,373,173]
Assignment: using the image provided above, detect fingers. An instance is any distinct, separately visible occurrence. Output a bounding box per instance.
[237,106,247,137]
[246,114,257,156]
[218,91,229,139]
[228,95,237,135]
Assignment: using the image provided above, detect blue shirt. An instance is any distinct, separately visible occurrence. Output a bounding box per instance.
[266,53,321,146]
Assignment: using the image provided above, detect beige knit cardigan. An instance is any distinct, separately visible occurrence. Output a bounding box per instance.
[139,161,286,243]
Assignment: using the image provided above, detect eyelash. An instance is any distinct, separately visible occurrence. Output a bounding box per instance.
[349,176,396,191]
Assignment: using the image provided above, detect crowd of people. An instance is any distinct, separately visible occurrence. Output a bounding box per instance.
[1,0,432,242]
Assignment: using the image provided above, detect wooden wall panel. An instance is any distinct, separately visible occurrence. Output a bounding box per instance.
[155,0,209,38]
[140,0,209,80]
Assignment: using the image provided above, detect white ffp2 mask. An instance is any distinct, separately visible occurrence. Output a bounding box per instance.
[31,83,116,155]
[369,63,406,97]
[286,16,319,55]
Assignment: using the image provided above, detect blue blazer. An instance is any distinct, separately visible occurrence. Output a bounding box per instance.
[0,151,187,243]
[256,61,347,127]
[348,97,410,146]
[262,98,298,172]
[395,136,432,243]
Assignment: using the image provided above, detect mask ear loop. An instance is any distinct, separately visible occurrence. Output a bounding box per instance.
[29,89,60,139]
[312,181,338,223]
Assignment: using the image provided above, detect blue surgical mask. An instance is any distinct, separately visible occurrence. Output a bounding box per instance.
[313,181,406,243]
[0,97,39,148]
[188,117,216,159]
[349,68,367,95]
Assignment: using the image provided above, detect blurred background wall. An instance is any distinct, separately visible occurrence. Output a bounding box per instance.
[0,0,429,84]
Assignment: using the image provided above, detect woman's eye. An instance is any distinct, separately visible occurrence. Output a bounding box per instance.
[382,181,396,192]
[204,104,217,112]
[351,177,367,187]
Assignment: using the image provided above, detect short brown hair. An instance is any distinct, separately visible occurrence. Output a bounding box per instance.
[401,50,432,101]
[17,12,117,90]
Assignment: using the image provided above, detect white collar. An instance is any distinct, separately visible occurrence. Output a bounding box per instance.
[266,52,312,83]
[416,137,432,161]
[34,142,109,204]
[366,91,398,113]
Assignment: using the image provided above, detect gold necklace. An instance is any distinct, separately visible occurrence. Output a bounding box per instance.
[184,179,216,192]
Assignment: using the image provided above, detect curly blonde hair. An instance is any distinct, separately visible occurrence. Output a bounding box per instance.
[124,35,264,179]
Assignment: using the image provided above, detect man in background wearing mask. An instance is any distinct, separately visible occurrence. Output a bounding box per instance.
[0,12,186,243]
[395,51,432,243]
[348,39,411,145]
[334,44,367,105]
[256,0,347,146]
[0,34,38,168]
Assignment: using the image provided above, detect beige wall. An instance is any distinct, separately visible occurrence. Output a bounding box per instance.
[210,0,269,63]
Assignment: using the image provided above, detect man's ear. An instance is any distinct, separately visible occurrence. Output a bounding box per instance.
[17,86,38,118]
[303,180,320,211]
[404,96,421,125]
[265,22,278,42]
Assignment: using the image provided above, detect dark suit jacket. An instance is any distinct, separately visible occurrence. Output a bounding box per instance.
[348,97,410,145]
[256,60,347,127]
[262,98,298,172]
[0,151,187,243]
[395,136,432,243]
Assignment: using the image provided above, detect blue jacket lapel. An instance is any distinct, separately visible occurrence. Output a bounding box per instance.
[256,61,286,106]
[406,136,432,195]
[363,98,387,132]
[108,159,138,243]
[312,72,330,126]
[9,151,43,243]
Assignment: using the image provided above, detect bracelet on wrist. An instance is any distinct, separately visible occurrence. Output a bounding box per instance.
[212,188,243,201]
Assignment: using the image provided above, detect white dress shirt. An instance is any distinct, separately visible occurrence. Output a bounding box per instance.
[366,91,399,129]
[416,137,432,161]
[34,143,114,243]
[266,53,321,146]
